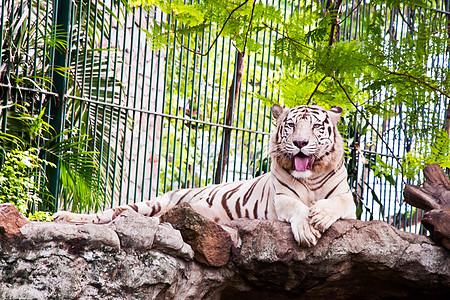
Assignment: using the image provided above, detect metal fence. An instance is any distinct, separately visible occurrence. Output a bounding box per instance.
[1,0,449,234]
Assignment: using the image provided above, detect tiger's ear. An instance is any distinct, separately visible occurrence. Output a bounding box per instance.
[328,106,343,124]
[272,104,284,120]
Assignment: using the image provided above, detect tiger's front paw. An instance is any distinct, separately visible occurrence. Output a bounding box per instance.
[53,211,91,223]
[309,200,339,232]
[52,211,72,222]
[290,218,322,247]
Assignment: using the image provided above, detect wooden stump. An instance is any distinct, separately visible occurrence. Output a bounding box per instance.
[403,163,450,250]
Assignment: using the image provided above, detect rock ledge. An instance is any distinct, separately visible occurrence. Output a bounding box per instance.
[1,203,449,299]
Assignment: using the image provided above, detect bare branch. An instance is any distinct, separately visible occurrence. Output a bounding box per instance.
[337,0,363,26]
[307,75,327,104]
[327,0,343,47]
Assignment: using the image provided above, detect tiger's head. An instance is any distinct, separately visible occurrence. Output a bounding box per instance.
[270,104,344,179]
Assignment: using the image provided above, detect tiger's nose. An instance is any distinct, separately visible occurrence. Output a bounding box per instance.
[293,140,309,149]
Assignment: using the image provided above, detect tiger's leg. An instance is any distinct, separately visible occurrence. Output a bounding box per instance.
[53,190,188,224]
[53,201,164,224]
[274,195,321,247]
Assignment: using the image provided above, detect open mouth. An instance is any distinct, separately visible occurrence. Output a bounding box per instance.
[293,153,315,172]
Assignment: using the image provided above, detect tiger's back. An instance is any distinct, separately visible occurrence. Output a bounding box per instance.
[168,172,277,223]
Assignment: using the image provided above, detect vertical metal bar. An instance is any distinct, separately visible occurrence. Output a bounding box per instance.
[136,6,150,203]
[32,0,40,101]
[149,8,166,199]
[109,0,124,205]
[163,19,178,193]
[93,0,108,205]
[205,31,220,186]
[122,8,137,203]
[247,26,259,180]
[186,28,201,188]
[142,8,155,202]
[0,0,4,71]
[198,27,209,187]
[0,0,6,135]
[126,6,140,203]
[212,37,228,184]
[176,28,188,189]
[220,40,234,182]
[239,47,251,181]
[100,0,115,206]
[48,0,72,208]
[116,4,131,204]
[158,13,175,195]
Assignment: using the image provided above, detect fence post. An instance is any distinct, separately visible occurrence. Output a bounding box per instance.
[48,0,72,210]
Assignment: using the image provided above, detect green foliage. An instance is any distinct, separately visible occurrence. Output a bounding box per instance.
[147,0,449,180]
[1,0,123,214]
[0,104,106,214]
[0,147,52,220]
[3,0,449,223]
[402,128,450,180]
[28,211,53,222]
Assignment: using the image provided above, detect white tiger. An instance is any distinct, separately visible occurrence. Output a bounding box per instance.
[54,104,356,246]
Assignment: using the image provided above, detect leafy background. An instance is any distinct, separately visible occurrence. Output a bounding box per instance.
[1,0,449,232]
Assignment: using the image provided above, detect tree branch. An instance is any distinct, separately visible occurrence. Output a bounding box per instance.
[174,0,249,56]
[241,0,256,55]
[335,51,450,99]
[331,74,406,184]
[327,0,343,47]
[337,0,363,26]
[262,22,316,63]
[307,75,327,104]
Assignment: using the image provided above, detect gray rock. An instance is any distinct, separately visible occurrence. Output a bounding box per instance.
[153,222,195,261]
[1,203,449,299]
[227,219,450,299]
[20,221,121,250]
[108,209,159,250]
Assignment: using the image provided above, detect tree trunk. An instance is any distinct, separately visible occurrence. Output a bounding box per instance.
[214,51,245,183]
[403,163,450,250]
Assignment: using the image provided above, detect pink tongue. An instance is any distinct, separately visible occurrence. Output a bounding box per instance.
[294,156,309,172]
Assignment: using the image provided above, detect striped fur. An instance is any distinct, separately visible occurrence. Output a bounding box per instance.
[54,104,356,246]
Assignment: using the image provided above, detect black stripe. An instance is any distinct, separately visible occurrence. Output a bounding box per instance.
[221,184,244,220]
[242,176,263,206]
[191,186,208,200]
[264,194,269,219]
[148,205,154,216]
[260,180,267,203]
[275,175,301,198]
[253,199,259,219]
[152,202,162,216]
[325,177,346,199]
[235,198,242,218]
[129,204,139,212]
[276,192,288,196]
[176,189,192,205]
[310,170,336,191]
[338,158,345,170]
[206,185,224,207]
